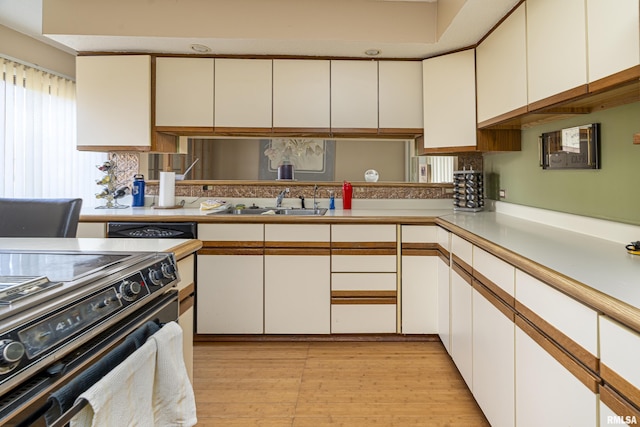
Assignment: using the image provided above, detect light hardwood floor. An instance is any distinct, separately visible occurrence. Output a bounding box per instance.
[193,341,489,426]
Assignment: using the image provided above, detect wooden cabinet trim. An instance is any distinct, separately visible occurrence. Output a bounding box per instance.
[601,363,640,410]
[401,242,438,250]
[451,254,472,275]
[202,241,263,249]
[477,106,529,129]
[178,282,195,302]
[589,65,640,94]
[528,84,589,113]
[452,261,472,285]
[265,248,330,256]
[198,248,264,256]
[515,316,599,393]
[437,251,450,265]
[401,248,439,257]
[601,385,640,422]
[472,279,515,322]
[265,241,330,249]
[473,269,515,308]
[179,293,194,316]
[331,248,397,256]
[332,242,397,249]
[516,301,599,373]
[331,289,397,305]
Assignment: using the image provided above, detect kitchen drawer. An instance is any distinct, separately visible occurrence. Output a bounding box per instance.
[332,273,396,291]
[198,223,263,242]
[599,315,640,408]
[437,226,451,252]
[451,234,472,271]
[331,304,396,334]
[331,224,396,242]
[401,225,437,243]
[473,246,515,300]
[265,224,330,242]
[515,269,598,371]
[331,255,396,272]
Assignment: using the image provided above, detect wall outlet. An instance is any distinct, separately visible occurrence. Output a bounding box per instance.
[499,189,507,198]
[202,185,214,191]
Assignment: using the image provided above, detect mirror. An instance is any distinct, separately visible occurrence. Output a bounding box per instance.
[540,123,600,170]
[141,137,457,183]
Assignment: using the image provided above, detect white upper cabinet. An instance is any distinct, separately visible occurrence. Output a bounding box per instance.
[214,58,272,129]
[76,55,151,149]
[273,59,330,129]
[526,0,587,105]
[422,49,476,149]
[586,0,640,84]
[330,60,378,130]
[155,57,214,127]
[476,3,527,126]
[378,61,423,130]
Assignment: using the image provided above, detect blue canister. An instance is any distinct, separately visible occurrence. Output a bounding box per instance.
[132,174,145,207]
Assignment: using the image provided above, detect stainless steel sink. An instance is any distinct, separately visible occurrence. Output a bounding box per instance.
[209,207,327,216]
[276,208,328,216]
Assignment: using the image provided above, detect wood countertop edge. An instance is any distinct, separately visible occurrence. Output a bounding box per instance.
[436,218,640,335]
[166,239,203,260]
[79,214,440,225]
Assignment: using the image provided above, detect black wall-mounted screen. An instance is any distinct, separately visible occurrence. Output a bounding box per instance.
[540,123,600,170]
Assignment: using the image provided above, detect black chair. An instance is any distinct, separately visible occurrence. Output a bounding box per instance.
[0,198,83,237]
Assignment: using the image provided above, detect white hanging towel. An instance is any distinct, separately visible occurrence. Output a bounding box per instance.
[72,338,157,426]
[148,321,198,427]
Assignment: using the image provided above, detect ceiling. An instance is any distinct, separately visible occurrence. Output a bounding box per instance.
[0,0,520,59]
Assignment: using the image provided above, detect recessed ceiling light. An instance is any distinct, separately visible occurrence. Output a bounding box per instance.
[190,44,212,53]
[365,49,381,56]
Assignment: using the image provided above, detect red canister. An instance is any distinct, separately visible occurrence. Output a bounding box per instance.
[342,181,353,209]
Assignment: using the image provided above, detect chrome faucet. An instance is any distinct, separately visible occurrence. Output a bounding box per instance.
[276,188,289,208]
[313,185,319,209]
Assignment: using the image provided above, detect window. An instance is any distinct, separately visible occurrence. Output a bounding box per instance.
[0,57,106,202]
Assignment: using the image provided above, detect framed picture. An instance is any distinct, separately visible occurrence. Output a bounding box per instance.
[259,139,336,181]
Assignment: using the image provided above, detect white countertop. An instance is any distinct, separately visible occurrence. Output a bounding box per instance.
[441,211,640,311]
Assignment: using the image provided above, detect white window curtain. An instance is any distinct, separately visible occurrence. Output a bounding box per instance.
[0,58,106,203]
[428,156,456,183]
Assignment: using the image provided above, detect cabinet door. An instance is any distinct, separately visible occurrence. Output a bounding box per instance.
[587,0,640,84]
[214,58,272,129]
[273,59,330,129]
[515,326,597,427]
[196,254,264,334]
[264,255,330,334]
[450,264,473,389]
[378,61,423,130]
[155,57,214,127]
[476,3,527,126]
[76,222,105,238]
[472,287,514,427]
[437,256,451,353]
[330,60,378,130]
[402,255,437,334]
[422,50,476,149]
[599,316,640,414]
[526,0,587,105]
[76,55,151,149]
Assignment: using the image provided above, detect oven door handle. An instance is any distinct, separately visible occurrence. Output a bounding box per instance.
[48,397,88,427]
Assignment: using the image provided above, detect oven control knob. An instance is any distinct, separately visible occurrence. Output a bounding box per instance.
[120,280,142,301]
[0,340,25,365]
[161,263,176,279]
[148,268,163,286]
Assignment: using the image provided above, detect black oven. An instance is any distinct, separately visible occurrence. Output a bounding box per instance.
[0,250,181,426]
[106,222,197,239]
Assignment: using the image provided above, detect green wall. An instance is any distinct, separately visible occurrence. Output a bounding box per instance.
[483,102,640,226]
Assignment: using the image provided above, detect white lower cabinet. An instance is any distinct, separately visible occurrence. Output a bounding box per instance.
[401,255,437,334]
[450,264,473,389]
[437,256,451,353]
[331,273,396,333]
[515,325,597,427]
[472,286,514,427]
[197,254,264,334]
[264,255,330,334]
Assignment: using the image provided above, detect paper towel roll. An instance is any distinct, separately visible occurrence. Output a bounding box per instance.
[158,172,176,207]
